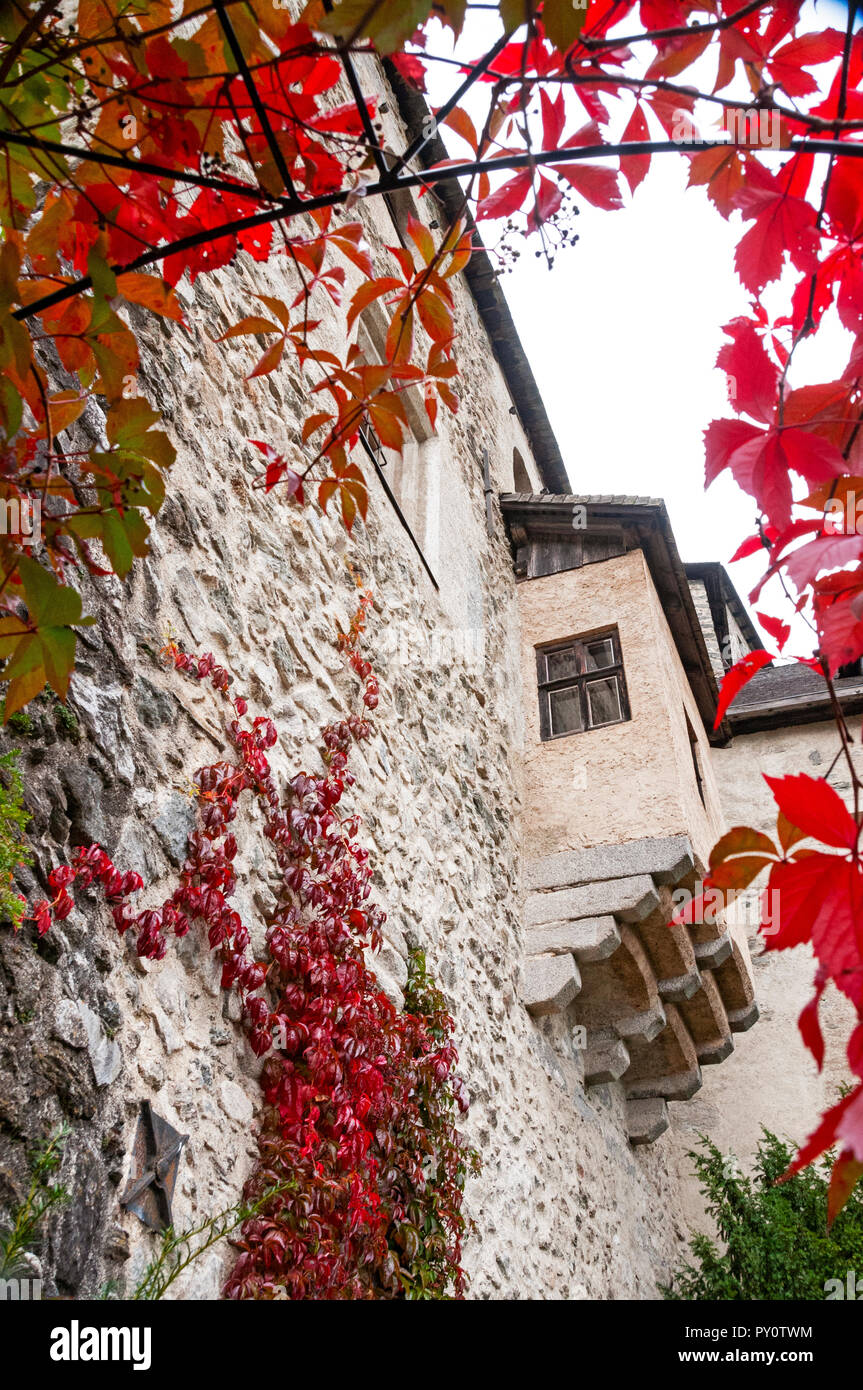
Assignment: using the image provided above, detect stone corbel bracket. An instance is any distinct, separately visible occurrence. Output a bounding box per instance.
[520,835,758,1145]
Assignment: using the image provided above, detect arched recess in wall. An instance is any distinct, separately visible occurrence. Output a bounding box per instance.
[512,447,532,493]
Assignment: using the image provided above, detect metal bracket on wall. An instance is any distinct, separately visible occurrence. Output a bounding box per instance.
[120,1100,188,1232]
[482,447,494,537]
[359,429,439,590]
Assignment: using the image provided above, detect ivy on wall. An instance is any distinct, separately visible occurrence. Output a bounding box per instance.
[17,580,479,1299]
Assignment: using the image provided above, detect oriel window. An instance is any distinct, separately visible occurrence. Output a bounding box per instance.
[536,629,630,740]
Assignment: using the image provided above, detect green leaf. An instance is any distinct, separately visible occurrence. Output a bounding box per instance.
[541,0,589,53]
[318,0,436,53]
[0,559,93,715]
[67,508,151,578]
[87,247,118,302]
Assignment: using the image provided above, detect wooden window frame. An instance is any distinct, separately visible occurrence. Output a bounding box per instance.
[536,629,630,741]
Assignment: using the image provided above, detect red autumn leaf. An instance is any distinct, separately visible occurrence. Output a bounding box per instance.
[730,530,776,562]
[762,854,839,951]
[704,418,763,488]
[784,532,863,593]
[532,174,563,225]
[818,600,863,673]
[827,1149,863,1226]
[764,772,859,850]
[714,649,773,727]
[476,170,533,221]
[707,422,843,528]
[781,1084,861,1179]
[836,1083,863,1158]
[620,104,650,195]
[798,971,827,1070]
[768,30,845,99]
[388,51,426,91]
[554,162,623,210]
[716,317,779,423]
[849,1022,863,1078]
[553,120,623,210]
[540,89,566,149]
[756,610,790,651]
[734,184,820,293]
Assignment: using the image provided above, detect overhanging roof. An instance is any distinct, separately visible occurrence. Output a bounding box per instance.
[499,493,728,744]
[684,561,763,656]
[725,661,863,733]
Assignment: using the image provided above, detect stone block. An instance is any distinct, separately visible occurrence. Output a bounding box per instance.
[693,933,732,970]
[727,1000,760,1032]
[584,1032,630,1085]
[526,916,620,963]
[525,836,694,892]
[657,970,702,1002]
[521,954,581,1017]
[626,1098,670,1146]
[525,875,659,928]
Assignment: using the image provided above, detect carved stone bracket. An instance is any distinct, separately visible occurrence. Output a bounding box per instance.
[519,834,758,1145]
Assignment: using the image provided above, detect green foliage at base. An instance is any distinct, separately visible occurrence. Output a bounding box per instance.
[663,1130,863,1301]
[0,749,31,929]
[126,1183,294,1301]
[399,949,481,1300]
[0,1124,69,1279]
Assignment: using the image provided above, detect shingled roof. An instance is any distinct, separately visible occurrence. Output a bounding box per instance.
[726,660,863,732]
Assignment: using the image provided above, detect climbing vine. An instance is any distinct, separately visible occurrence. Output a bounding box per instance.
[5,0,863,1214]
[24,580,478,1299]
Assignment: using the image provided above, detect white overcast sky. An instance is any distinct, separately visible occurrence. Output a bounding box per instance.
[423,0,855,652]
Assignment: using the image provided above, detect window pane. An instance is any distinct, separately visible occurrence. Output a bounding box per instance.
[545,646,580,682]
[586,676,622,727]
[584,638,615,671]
[549,686,583,736]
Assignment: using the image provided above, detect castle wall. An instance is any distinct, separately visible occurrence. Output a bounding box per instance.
[0,161,695,1299]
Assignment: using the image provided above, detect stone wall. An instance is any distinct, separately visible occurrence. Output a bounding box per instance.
[0,80,704,1300]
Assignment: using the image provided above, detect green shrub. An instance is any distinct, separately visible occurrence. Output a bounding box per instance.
[0,749,31,929]
[0,1124,69,1280]
[663,1129,863,1300]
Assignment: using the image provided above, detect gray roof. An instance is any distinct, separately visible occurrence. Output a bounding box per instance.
[727,660,863,730]
[505,492,663,507]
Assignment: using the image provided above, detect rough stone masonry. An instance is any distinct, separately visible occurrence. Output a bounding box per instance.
[0,84,697,1301]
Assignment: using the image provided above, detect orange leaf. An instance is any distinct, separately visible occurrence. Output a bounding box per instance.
[385,306,414,365]
[217,316,281,341]
[442,107,478,152]
[45,390,87,438]
[248,337,286,378]
[116,272,185,323]
[416,289,453,344]
[407,214,435,266]
[346,277,403,332]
